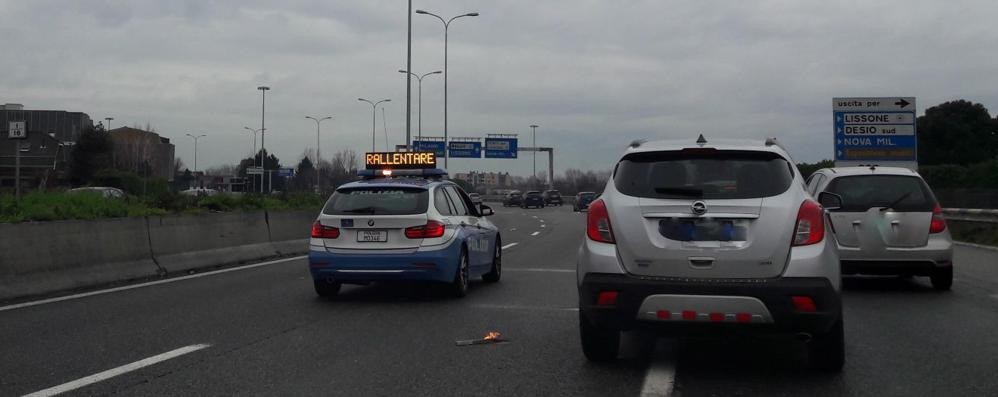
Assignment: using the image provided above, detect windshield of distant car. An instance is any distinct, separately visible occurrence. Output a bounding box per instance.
[614,150,794,199]
[323,187,429,215]
[825,175,936,212]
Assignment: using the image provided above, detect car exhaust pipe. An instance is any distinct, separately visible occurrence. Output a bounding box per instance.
[795,332,813,342]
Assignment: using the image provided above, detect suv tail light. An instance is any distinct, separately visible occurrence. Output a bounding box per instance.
[930,204,947,234]
[311,221,340,239]
[587,199,615,243]
[792,200,825,246]
[405,220,446,239]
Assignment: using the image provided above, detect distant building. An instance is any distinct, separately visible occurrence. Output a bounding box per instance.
[0,104,93,189]
[108,127,176,181]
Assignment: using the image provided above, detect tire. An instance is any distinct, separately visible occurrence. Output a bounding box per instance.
[807,317,845,371]
[931,266,953,291]
[313,280,341,298]
[483,236,502,283]
[450,248,470,298]
[580,311,620,362]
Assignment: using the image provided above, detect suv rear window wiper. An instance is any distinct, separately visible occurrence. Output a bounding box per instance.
[654,187,704,197]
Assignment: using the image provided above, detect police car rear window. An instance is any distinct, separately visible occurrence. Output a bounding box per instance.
[323,187,429,215]
[614,150,794,199]
[824,175,935,212]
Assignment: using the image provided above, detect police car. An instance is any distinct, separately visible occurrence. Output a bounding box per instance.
[308,152,502,298]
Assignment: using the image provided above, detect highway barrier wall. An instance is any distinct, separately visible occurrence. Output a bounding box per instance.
[0,210,316,303]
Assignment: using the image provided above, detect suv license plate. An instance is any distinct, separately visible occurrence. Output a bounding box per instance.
[357,230,388,242]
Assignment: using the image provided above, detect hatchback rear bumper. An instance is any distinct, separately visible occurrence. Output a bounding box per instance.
[579,273,841,336]
[841,259,951,276]
[308,242,461,284]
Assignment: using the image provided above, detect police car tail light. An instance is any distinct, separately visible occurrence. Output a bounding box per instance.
[311,221,340,239]
[792,199,825,246]
[586,199,615,243]
[930,204,947,234]
[405,220,446,239]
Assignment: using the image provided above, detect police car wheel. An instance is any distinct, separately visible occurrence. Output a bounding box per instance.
[313,280,341,298]
[483,237,502,283]
[451,248,470,298]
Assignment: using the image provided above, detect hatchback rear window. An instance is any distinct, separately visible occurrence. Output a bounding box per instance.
[323,187,429,215]
[613,150,795,199]
[824,175,936,212]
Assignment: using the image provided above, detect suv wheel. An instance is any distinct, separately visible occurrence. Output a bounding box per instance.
[807,317,844,371]
[483,237,502,283]
[314,280,341,298]
[931,266,953,291]
[580,311,619,362]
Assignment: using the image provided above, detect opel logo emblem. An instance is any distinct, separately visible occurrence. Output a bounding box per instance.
[691,201,707,215]
[367,219,375,227]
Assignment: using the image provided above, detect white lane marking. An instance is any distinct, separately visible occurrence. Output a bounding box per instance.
[531,231,540,236]
[539,219,545,223]
[541,224,547,228]
[501,243,519,250]
[640,340,676,397]
[23,344,211,397]
[509,228,518,231]
[471,303,578,312]
[0,256,306,313]
[505,268,574,273]
[532,216,538,219]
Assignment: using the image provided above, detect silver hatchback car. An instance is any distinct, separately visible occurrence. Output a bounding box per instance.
[577,137,843,370]
[807,166,953,290]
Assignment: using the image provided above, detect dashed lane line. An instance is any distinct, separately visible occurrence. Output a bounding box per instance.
[640,340,677,396]
[501,243,519,250]
[531,231,541,236]
[505,268,574,273]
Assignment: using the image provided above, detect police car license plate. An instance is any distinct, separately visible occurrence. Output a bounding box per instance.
[358,230,388,242]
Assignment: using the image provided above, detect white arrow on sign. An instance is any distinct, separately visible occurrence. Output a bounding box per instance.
[837,139,842,145]
[837,150,843,156]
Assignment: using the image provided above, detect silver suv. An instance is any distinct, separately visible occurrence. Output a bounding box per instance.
[577,137,843,370]
[807,166,953,290]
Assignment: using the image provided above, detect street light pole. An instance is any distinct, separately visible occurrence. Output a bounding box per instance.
[305,115,332,191]
[185,133,206,188]
[358,98,391,152]
[257,86,270,193]
[530,124,539,185]
[399,70,442,149]
[243,127,260,158]
[105,117,114,131]
[416,9,479,169]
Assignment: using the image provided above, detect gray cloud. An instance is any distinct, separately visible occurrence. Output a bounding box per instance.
[2,0,998,176]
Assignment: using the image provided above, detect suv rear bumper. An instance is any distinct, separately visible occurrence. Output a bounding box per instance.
[579,273,841,336]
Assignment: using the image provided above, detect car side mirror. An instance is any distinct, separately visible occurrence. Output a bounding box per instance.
[479,204,494,217]
[817,192,843,211]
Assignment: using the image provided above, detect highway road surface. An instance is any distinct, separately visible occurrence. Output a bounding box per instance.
[3,206,998,396]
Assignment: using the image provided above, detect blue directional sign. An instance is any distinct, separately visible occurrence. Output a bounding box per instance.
[412,139,446,157]
[448,141,482,158]
[484,137,518,159]
[277,168,295,177]
[833,97,917,168]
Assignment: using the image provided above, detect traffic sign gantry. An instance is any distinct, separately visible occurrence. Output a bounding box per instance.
[833,97,917,169]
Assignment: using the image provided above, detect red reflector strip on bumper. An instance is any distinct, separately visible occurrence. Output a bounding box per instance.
[792,296,817,312]
[596,291,618,306]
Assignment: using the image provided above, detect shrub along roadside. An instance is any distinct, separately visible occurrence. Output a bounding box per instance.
[0,191,326,223]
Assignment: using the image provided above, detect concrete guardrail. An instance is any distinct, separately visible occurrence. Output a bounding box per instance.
[942,208,998,224]
[0,210,315,303]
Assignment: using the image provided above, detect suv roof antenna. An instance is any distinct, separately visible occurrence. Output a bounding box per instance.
[696,134,707,147]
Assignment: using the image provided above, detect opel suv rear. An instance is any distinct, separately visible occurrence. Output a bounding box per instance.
[577,137,843,370]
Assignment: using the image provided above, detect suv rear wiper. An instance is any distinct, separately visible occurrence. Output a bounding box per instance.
[654,187,704,197]
[880,192,912,212]
[342,206,377,214]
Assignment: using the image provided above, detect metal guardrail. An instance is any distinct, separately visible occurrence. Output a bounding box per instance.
[942,208,998,224]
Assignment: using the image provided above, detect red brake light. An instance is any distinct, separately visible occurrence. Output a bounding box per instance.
[930,204,947,234]
[793,199,825,246]
[311,221,340,239]
[586,199,615,243]
[405,220,446,239]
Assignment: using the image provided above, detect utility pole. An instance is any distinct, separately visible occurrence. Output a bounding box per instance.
[257,86,270,193]
[406,0,412,150]
[530,124,539,186]
[14,144,24,200]
[305,116,332,191]
[359,98,391,152]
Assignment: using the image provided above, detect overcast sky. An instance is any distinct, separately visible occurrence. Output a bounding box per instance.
[3,0,998,176]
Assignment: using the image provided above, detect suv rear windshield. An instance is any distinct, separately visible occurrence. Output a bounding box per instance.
[323,187,429,215]
[614,150,794,199]
[825,175,936,212]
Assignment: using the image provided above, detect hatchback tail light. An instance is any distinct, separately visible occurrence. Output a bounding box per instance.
[930,204,947,234]
[311,221,340,239]
[405,220,446,239]
[586,199,615,243]
[792,199,825,246]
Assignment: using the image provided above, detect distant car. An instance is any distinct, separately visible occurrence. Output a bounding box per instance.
[521,191,545,209]
[68,186,125,199]
[308,168,501,298]
[542,190,563,206]
[468,193,483,209]
[573,192,597,212]
[180,188,219,197]
[503,191,524,207]
[808,166,954,290]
